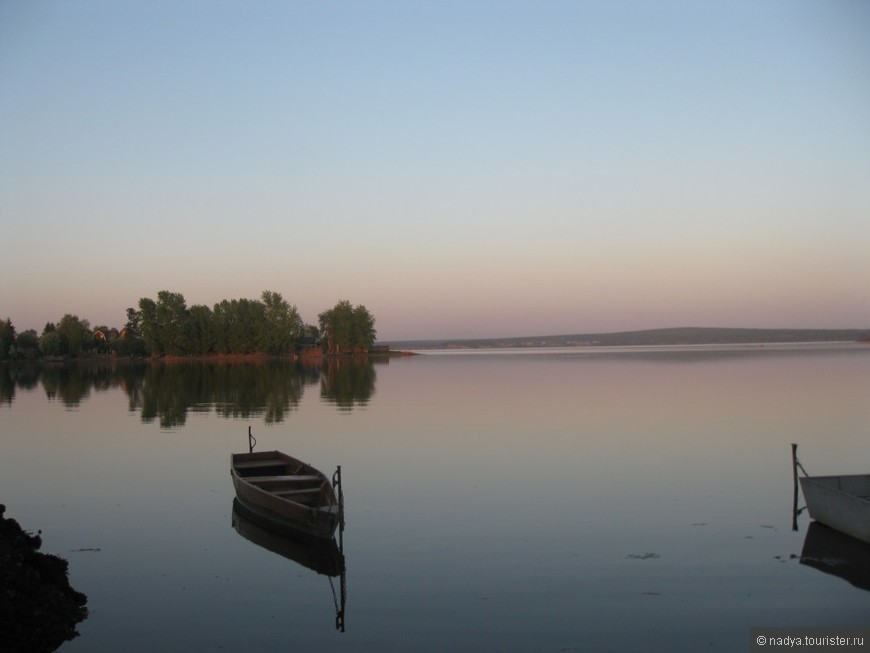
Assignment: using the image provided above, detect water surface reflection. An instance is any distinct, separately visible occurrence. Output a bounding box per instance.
[231,500,347,631]
[0,358,380,427]
[800,522,870,592]
[3,345,870,652]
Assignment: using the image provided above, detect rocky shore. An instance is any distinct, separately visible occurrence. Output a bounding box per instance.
[0,505,88,653]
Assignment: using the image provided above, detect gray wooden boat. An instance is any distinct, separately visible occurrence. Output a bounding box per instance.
[231,450,341,541]
[799,474,870,545]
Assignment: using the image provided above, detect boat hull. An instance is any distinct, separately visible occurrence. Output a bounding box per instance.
[232,499,344,575]
[800,474,870,545]
[231,450,340,541]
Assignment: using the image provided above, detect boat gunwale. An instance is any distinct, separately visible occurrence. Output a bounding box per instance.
[800,475,870,504]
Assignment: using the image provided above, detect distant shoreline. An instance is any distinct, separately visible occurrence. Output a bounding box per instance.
[382,327,870,351]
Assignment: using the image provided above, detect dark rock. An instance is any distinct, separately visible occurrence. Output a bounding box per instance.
[0,504,88,653]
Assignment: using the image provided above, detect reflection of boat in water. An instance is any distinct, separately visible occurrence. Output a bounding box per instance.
[800,521,870,592]
[232,500,347,631]
[232,499,344,577]
[798,474,870,545]
[231,450,342,541]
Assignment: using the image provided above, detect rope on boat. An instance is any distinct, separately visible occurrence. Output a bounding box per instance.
[791,443,809,478]
[794,457,808,478]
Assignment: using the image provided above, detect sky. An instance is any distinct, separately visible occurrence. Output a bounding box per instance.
[1,0,868,341]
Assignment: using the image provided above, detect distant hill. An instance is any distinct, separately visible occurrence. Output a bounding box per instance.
[383,327,870,350]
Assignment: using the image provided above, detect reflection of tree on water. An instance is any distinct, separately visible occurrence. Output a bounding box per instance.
[38,360,118,408]
[1,362,41,405]
[211,363,308,423]
[41,365,93,407]
[137,362,311,428]
[116,363,146,414]
[320,358,376,410]
[138,364,192,428]
[1,357,382,427]
[0,367,16,405]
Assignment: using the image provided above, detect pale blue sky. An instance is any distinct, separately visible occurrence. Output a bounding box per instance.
[2,0,868,340]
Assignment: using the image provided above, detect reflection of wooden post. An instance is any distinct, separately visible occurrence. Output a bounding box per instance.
[335,465,344,551]
[791,443,799,532]
[333,464,346,633]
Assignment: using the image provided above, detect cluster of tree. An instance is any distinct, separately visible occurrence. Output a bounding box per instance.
[136,290,312,356]
[0,314,113,360]
[318,300,377,355]
[0,292,377,360]
[1,318,28,359]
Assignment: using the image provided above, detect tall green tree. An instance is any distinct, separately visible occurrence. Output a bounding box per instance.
[155,291,189,355]
[212,298,263,354]
[16,329,39,359]
[318,300,377,354]
[138,297,161,355]
[39,323,62,357]
[186,304,214,355]
[57,314,91,357]
[211,300,233,355]
[352,304,376,350]
[235,298,265,353]
[125,307,141,335]
[319,300,352,355]
[259,290,303,354]
[138,291,189,356]
[0,318,14,360]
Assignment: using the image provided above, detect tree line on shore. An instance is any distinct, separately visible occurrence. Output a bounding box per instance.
[0,291,376,360]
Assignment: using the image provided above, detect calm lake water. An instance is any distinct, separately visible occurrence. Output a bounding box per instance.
[2,343,870,652]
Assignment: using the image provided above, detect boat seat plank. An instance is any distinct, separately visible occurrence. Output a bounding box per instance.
[272,487,324,497]
[234,460,287,470]
[246,474,322,484]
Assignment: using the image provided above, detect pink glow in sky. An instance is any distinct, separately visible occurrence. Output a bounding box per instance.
[2,1,869,340]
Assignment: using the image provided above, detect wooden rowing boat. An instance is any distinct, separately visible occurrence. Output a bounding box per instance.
[231,450,342,541]
[799,474,870,545]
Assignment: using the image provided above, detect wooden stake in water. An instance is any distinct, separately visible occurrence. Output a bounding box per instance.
[248,425,257,454]
[792,443,799,531]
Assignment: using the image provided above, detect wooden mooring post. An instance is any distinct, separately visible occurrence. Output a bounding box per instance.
[792,443,800,531]
[791,443,809,531]
[333,465,345,551]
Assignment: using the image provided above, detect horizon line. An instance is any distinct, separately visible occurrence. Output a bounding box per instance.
[379,325,870,345]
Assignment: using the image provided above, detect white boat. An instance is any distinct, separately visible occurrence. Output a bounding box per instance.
[799,474,870,545]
